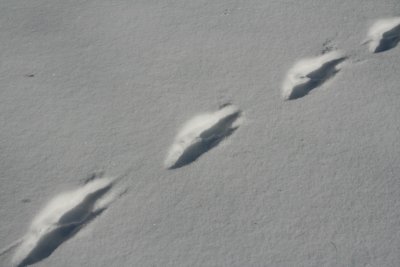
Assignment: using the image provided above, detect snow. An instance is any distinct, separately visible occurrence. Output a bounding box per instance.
[1,0,400,266]
[11,176,118,267]
[164,104,242,169]
[366,17,400,53]
[281,51,346,100]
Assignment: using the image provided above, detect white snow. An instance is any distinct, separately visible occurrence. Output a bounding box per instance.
[164,104,242,169]
[281,51,346,100]
[11,177,115,267]
[1,1,400,266]
[366,17,400,53]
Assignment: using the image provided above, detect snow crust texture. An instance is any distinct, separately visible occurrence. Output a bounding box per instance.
[11,175,118,267]
[367,17,400,53]
[164,104,242,169]
[1,1,400,265]
[281,51,346,100]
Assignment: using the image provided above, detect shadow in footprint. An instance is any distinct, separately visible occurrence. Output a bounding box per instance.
[374,24,400,53]
[288,57,346,100]
[168,109,241,169]
[14,181,112,267]
[17,209,105,267]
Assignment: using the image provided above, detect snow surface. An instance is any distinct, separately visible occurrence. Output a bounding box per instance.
[11,176,119,267]
[366,17,400,53]
[164,104,242,169]
[281,51,346,100]
[1,0,400,266]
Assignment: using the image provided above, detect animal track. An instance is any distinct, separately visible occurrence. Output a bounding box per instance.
[164,104,242,169]
[366,17,400,53]
[282,51,346,100]
[11,174,120,267]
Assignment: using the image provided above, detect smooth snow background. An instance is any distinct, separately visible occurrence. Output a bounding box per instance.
[1,0,400,266]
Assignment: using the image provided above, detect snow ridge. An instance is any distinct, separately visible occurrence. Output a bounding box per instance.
[282,51,346,100]
[11,175,119,267]
[164,104,242,169]
[366,17,400,53]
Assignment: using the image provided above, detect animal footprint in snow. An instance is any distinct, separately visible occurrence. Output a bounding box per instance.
[164,104,242,169]
[282,51,346,100]
[365,17,400,53]
[11,175,120,267]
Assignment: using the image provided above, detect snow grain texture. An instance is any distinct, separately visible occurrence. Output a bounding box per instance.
[164,104,242,169]
[366,17,400,53]
[11,176,118,267]
[281,51,346,100]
